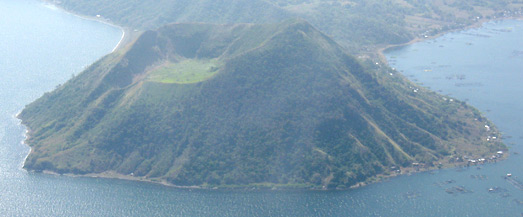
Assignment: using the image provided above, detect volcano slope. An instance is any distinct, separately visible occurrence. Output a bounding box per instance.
[19,20,503,189]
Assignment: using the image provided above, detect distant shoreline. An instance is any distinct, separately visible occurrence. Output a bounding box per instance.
[377,17,523,64]
[112,30,125,52]
[41,0,134,53]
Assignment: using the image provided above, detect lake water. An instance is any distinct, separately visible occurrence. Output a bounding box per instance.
[0,0,522,216]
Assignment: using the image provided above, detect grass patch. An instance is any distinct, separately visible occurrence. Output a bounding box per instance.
[148,59,221,84]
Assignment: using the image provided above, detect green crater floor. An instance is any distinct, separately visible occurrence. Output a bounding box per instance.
[148,59,221,84]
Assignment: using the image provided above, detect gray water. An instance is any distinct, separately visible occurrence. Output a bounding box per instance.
[0,0,522,216]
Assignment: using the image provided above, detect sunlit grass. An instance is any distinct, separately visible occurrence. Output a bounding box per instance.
[148,59,221,84]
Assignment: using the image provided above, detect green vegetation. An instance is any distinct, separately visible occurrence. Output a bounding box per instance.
[19,21,504,189]
[148,59,221,84]
[20,0,519,191]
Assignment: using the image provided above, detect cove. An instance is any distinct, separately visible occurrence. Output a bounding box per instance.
[0,0,522,216]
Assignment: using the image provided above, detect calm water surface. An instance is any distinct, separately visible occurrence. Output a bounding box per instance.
[0,0,522,216]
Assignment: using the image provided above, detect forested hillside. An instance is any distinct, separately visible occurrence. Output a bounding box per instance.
[19,20,503,188]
